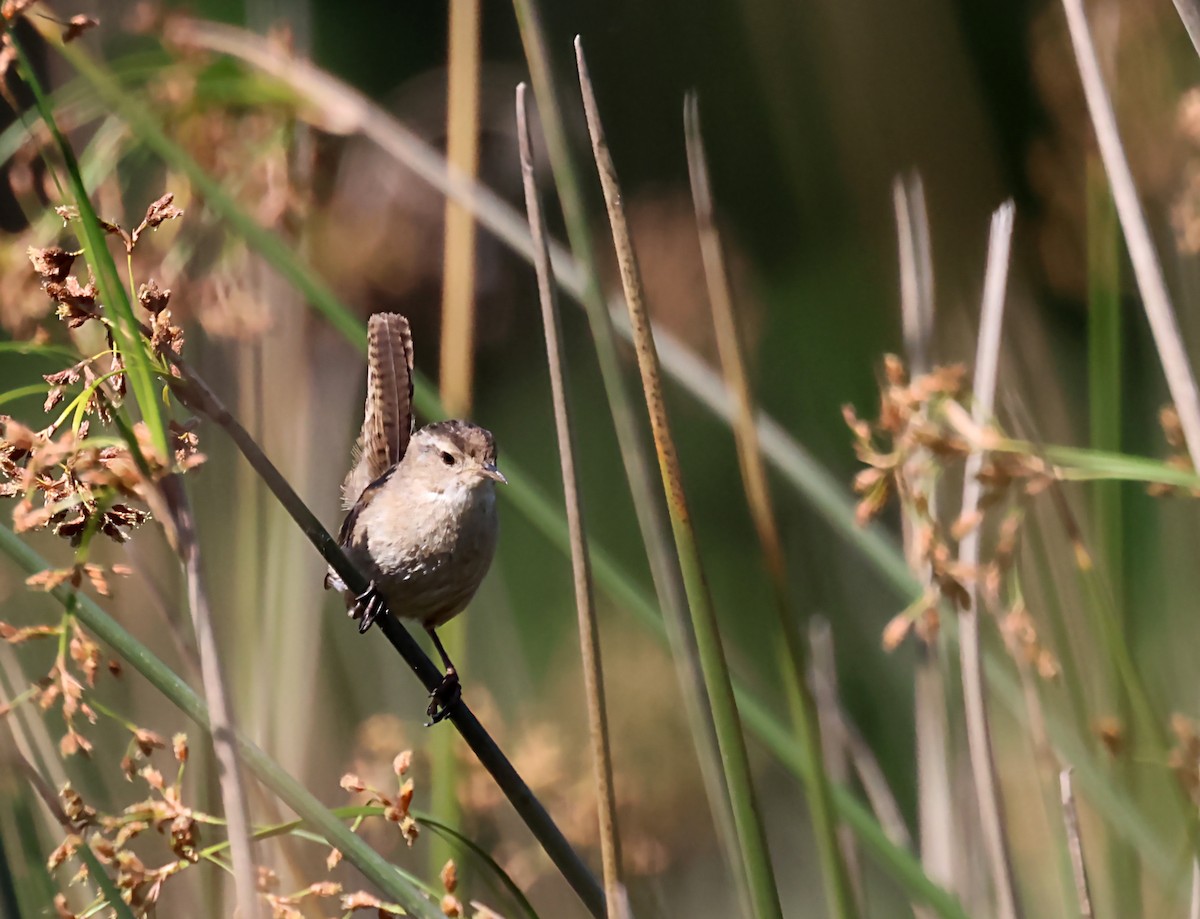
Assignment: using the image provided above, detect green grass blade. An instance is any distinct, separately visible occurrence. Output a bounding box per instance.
[0,342,79,360]
[1088,147,1137,919]
[0,384,51,409]
[11,36,168,461]
[418,815,541,919]
[73,840,138,919]
[685,93,857,919]
[508,6,751,909]
[575,37,782,919]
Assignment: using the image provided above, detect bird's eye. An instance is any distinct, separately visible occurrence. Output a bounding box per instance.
[440,451,456,466]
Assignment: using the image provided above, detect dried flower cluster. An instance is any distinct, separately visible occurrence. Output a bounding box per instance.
[0,614,116,756]
[846,356,1058,676]
[45,730,198,916]
[341,691,673,887]
[338,749,420,852]
[258,872,346,919]
[43,733,502,919]
[333,737,513,918]
[0,194,203,578]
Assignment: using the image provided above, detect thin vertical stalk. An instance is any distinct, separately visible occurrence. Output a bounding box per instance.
[156,476,259,919]
[433,0,482,877]
[895,173,935,375]
[893,172,956,909]
[517,82,626,919]
[1083,153,1137,909]
[1086,157,1123,613]
[1084,0,1200,907]
[958,202,1021,919]
[808,620,913,852]
[575,39,782,919]
[507,6,749,907]
[811,681,866,907]
[1086,153,1137,915]
[1061,0,1200,470]
[440,0,481,416]
[684,94,857,919]
[1059,769,1095,919]
[807,619,867,898]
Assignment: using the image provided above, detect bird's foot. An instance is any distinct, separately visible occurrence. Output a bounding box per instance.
[425,668,461,726]
[353,582,388,634]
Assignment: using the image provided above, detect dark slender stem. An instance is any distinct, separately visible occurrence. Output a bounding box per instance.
[163,369,604,917]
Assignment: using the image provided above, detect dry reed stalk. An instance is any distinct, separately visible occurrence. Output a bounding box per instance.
[958,202,1021,919]
[432,0,482,876]
[1059,769,1094,918]
[440,0,481,419]
[685,92,857,919]
[1062,5,1200,909]
[1172,0,1200,58]
[1061,0,1200,469]
[893,174,956,911]
[517,81,626,919]
[575,37,782,919]
[156,476,258,919]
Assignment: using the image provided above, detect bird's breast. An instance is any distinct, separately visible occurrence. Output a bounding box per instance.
[356,482,498,626]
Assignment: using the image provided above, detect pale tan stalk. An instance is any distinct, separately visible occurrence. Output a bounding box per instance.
[439,0,481,419]
[958,202,1020,919]
[517,82,626,919]
[893,174,955,912]
[1059,769,1094,918]
[1061,0,1200,469]
[157,476,258,919]
[806,628,907,854]
[1064,3,1200,907]
[685,93,857,919]
[575,38,782,919]
[1172,0,1200,59]
[895,173,935,374]
[432,0,481,874]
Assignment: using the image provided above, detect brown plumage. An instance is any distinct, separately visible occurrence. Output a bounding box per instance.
[341,313,415,510]
[326,315,504,724]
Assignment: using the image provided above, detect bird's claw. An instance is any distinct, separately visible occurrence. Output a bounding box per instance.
[425,669,461,726]
[354,582,388,634]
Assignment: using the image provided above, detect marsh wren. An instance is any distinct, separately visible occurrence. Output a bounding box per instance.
[324,314,505,724]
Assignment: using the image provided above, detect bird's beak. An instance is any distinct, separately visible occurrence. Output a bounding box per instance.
[481,463,507,485]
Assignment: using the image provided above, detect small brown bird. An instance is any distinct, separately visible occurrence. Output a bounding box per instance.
[325,314,504,723]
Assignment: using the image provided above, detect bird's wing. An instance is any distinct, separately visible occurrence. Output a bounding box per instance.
[341,313,414,510]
